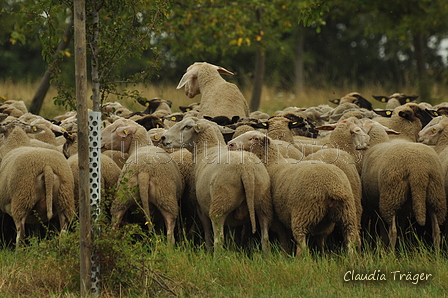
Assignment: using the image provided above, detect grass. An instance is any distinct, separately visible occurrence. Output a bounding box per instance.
[0,225,448,298]
[1,79,448,297]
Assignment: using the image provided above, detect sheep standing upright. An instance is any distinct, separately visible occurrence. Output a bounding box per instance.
[176,62,249,119]
[104,120,183,246]
[161,118,272,252]
[0,121,75,247]
[362,116,446,250]
[228,131,361,256]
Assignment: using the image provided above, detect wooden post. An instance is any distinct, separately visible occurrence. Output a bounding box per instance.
[74,0,91,296]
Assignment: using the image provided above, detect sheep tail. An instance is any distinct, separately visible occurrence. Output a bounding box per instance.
[43,165,54,221]
[241,169,257,234]
[410,173,427,226]
[137,172,152,230]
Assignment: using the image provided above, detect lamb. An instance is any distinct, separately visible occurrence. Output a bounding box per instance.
[362,131,446,250]
[161,117,272,252]
[227,130,360,256]
[0,121,75,246]
[106,120,183,246]
[176,62,249,119]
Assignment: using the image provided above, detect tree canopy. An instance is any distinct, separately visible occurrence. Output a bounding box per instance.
[0,0,447,110]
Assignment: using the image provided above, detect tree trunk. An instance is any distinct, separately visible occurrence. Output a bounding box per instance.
[413,32,431,103]
[250,45,265,112]
[29,18,74,115]
[73,0,91,295]
[293,27,305,98]
[91,2,101,111]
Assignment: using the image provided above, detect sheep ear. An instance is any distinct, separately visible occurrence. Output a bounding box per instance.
[217,67,234,76]
[289,121,306,129]
[401,95,419,104]
[117,125,137,137]
[177,72,195,89]
[329,98,340,105]
[136,97,148,107]
[398,110,412,120]
[27,125,44,134]
[251,122,269,129]
[426,109,439,117]
[194,123,203,133]
[353,95,373,110]
[315,124,336,131]
[374,110,393,117]
[372,95,389,103]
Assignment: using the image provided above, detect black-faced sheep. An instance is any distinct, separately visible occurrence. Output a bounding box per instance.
[176,62,249,119]
[161,117,272,252]
[228,130,361,256]
[372,93,419,110]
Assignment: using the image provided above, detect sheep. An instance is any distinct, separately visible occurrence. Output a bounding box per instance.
[179,102,200,113]
[372,103,433,142]
[372,93,419,110]
[163,113,184,128]
[329,92,373,110]
[0,121,75,246]
[250,116,317,159]
[137,97,172,118]
[227,130,360,256]
[313,117,371,174]
[0,100,28,118]
[105,120,183,246]
[176,62,249,119]
[61,131,122,207]
[161,117,272,252]
[361,136,446,250]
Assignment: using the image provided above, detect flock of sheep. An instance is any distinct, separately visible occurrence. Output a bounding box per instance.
[1,61,448,256]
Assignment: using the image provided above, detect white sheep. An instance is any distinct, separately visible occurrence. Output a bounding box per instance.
[372,103,433,142]
[228,130,361,256]
[176,62,249,119]
[161,117,272,252]
[0,122,75,246]
[362,135,446,250]
[105,120,183,246]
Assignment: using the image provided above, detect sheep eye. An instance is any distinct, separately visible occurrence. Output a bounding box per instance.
[183,125,192,130]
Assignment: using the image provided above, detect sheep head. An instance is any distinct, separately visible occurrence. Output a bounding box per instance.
[176,62,234,98]
[0,120,43,137]
[161,117,205,149]
[227,130,270,152]
[418,116,448,145]
[395,103,433,128]
[316,118,371,150]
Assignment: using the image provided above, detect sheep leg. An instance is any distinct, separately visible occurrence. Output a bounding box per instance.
[14,217,26,248]
[388,214,397,251]
[197,209,213,250]
[430,212,441,252]
[258,215,271,253]
[159,209,177,246]
[294,233,307,257]
[211,213,228,253]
